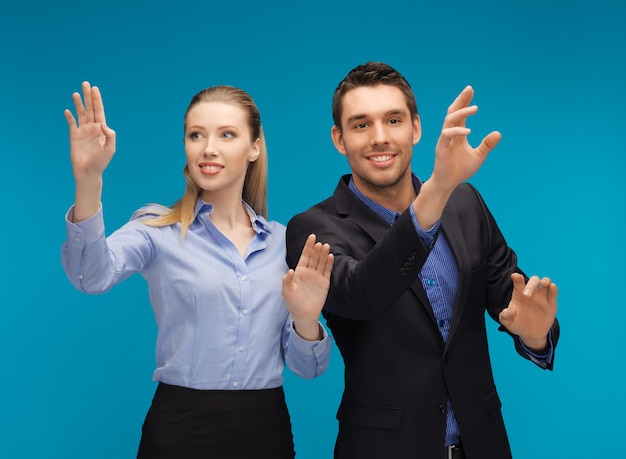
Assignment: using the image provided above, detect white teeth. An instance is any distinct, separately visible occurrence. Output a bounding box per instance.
[371,155,393,162]
[201,165,222,171]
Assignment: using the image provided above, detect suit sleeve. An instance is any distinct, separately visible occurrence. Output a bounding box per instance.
[464,184,560,370]
[286,206,431,321]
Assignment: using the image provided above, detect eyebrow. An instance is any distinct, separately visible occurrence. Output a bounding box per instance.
[186,124,239,131]
[345,109,407,125]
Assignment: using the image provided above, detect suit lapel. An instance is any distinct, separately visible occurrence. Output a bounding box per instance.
[333,176,391,243]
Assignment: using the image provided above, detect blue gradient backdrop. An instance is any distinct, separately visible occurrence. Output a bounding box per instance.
[1,0,624,457]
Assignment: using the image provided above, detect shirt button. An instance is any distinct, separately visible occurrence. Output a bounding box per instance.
[238,346,245,351]
[242,309,248,315]
[241,275,247,281]
[78,274,84,280]
[232,381,239,387]
[427,278,435,286]
[438,319,445,327]
[74,237,80,243]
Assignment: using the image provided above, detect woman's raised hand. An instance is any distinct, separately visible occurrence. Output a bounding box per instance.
[64,81,117,222]
[64,81,116,181]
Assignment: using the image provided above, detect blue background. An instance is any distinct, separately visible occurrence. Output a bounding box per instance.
[1,0,624,457]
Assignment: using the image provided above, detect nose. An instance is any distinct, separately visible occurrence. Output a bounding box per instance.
[371,122,389,146]
[203,136,218,157]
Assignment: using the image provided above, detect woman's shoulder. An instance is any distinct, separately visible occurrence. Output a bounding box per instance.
[130,204,172,221]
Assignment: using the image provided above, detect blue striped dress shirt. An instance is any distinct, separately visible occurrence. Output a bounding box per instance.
[348,175,462,445]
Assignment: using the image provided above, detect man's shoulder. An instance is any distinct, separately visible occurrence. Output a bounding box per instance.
[287,195,338,231]
[295,195,337,215]
[447,182,485,208]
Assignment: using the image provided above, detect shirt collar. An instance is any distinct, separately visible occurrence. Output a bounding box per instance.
[348,174,423,226]
[194,198,272,235]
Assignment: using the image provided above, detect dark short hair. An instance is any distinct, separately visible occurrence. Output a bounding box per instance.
[332,62,418,130]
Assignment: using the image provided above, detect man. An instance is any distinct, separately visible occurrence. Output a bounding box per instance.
[285,62,559,459]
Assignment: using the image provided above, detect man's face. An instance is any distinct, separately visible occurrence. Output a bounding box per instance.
[332,85,421,196]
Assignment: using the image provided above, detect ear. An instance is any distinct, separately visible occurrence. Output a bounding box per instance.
[412,114,422,145]
[248,138,261,162]
[331,125,347,156]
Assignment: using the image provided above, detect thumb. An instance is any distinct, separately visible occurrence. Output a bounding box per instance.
[102,123,116,138]
[477,131,501,158]
[499,307,516,327]
[282,269,295,291]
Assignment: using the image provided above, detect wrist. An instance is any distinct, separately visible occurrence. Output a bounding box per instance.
[412,179,454,230]
[292,319,322,341]
[520,335,548,352]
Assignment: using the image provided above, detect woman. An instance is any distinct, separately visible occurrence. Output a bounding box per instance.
[61,82,334,458]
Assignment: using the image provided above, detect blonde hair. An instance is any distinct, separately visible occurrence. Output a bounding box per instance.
[140,86,268,239]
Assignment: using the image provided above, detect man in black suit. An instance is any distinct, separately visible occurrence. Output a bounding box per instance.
[285,62,559,459]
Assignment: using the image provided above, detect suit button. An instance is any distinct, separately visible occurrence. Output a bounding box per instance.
[438,404,446,415]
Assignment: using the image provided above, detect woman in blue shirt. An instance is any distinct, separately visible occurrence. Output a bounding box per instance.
[61,82,334,458]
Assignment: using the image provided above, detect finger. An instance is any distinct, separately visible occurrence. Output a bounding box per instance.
[296,234,317,270]
[63,108,77,129]
[447,85,474,114]
[323,251,334,279]
[548,282,558,303]
[439,126,472,140]
[443,105,478,129]
[72,91,86,126]
[523,275,541,296]
[511,272,526,294]
[82,81,95,123]
[314,243,332,274]
[539,277,552,289]
[92,85,107,125]
[435,126,471,154]
[309,241,325,271]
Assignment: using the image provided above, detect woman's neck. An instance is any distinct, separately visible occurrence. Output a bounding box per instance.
[201,190,255,256]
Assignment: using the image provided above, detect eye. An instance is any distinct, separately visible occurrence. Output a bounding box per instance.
[354,122,368,130]
[188,131,203,140]
[388,118,400,125]
[221,130,236,139]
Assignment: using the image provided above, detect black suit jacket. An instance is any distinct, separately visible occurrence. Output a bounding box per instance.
[286,175,560,459]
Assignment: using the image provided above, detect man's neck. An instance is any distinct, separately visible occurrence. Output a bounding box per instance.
[351,175,418,214]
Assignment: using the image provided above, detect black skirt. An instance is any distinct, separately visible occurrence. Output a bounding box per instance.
[137,383,295,459]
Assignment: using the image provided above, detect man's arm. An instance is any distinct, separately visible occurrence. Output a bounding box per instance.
[286,203,430,321]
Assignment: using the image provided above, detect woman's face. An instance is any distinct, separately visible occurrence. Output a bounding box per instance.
[184,101,260,201]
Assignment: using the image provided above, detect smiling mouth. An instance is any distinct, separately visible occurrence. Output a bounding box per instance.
[368,154,394,162]
[200,164,223,171]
